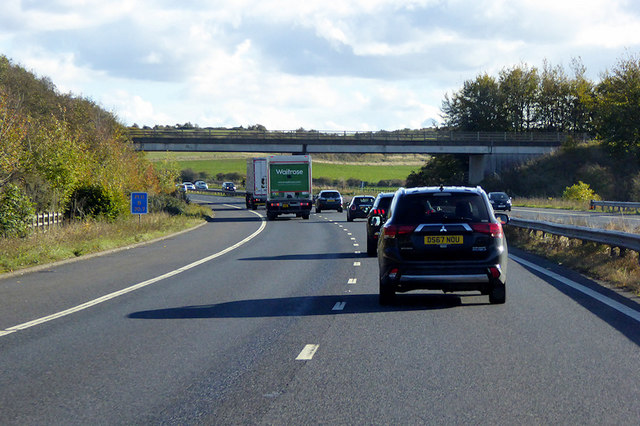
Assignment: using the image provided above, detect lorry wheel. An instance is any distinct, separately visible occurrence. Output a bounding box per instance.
[302,213,310,220]
[267,212,276,220]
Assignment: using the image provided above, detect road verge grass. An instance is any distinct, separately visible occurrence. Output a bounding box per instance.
[0,206,211,274]
[513,197,591,210]
[505,226,640,296]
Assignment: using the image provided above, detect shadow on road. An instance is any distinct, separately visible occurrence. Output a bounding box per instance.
[127,293,487,320]
[207,216,263,223]
[511,248,640,347]
[239,252,367,261]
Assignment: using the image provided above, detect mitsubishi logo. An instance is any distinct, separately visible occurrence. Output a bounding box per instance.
[440,225,447,233]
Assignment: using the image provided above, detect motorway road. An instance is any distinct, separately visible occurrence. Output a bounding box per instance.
[1,194,639,424]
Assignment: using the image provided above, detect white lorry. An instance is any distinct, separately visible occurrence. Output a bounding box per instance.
[245,157,268,210]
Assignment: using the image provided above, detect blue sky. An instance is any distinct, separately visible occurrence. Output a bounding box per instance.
[2,0,639,130]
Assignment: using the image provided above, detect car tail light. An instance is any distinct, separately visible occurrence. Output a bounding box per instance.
[351,205,356,210]
[383,224,416,238]
[371,208,386,215]
[471,223,503,238]
[488,266,501,279]
[388,268,399,279]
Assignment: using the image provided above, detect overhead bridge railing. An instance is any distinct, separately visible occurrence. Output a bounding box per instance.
[508,217,640,263]
[590,200,640,213]
[128,128,583,145]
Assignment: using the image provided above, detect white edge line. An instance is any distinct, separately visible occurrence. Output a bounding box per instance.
[2,210,267,336]
[511,254,640,323]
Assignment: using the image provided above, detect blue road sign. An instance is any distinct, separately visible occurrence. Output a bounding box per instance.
[131,192,148,214]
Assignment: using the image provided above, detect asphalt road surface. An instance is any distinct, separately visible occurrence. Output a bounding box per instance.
[1,194,639,424]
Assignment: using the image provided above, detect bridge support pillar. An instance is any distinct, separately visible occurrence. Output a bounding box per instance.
[468,155,487,185]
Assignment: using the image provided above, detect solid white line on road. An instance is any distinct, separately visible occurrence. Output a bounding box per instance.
[354,262,361,266]
[348,278,357,284]
[1,209,267,338]
[511,254,640,323]
[296,344,320,360]
[332,302,346,311]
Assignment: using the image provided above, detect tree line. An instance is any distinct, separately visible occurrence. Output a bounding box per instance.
[0,55,178,237]
[441,55,640,156]
[407,54,640,190]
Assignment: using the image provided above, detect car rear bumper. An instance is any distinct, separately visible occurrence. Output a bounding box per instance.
[318,202,342,210]
[379,257,507,292]
[400,273,489,283]
[349,211,370,218]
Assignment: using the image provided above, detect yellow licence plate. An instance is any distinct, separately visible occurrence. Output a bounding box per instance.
[424,235,463,245]
[283,203,289,208]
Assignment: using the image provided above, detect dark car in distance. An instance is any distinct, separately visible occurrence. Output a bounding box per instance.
[488,191,512,211]
[315,190,343,213]
[222,182,236,192]
[366,192,395,256]
[346,195,375,221]
[377,186,509,305]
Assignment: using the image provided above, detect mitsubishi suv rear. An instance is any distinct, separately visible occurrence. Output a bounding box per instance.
[378,186,508,305]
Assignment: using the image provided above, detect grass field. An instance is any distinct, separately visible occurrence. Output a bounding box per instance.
[146,152,424,183]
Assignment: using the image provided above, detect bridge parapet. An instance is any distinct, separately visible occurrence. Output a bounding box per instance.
[128,128,581,146]
[129,128,590,184]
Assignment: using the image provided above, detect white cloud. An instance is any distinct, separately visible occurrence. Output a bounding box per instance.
[1,0,639,130]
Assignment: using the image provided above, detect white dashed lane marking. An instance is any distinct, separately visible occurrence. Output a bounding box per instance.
[332,302,346,311]
[296,344,320,360]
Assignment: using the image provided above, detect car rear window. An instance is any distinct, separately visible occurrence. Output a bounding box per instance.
[322,192,340,198]
[354,197,374,205]
[394,192,489,224]
[376,196,393,211]
[490,192,509,200]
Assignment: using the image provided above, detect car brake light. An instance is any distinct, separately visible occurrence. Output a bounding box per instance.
[383,224,416,238]
[351,205,356,210]
[471,223,503,238]
[489,266,501,279]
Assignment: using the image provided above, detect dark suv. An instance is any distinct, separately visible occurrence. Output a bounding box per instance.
[315,190,343,213]
[366,192,395,256]
[488,192,512,211]
[346,195,375,221]
[378,186,508,305]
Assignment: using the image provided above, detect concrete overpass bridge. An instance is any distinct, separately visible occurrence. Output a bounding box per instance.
[129,128,580,183]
